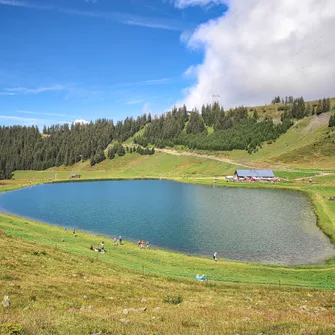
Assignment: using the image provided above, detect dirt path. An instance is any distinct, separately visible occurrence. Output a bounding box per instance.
[294,172,335,181]
[156,148,252,168]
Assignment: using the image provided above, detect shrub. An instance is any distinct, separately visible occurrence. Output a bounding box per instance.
[0,323,22,335]
[163,295,183,305]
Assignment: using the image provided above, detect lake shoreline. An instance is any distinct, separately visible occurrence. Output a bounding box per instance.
[1,177,334,266]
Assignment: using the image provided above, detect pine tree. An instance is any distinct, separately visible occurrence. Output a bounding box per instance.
[329,113,335,127]
[326,98,331,112]
[316,99,323,115]
[322,98,327,113]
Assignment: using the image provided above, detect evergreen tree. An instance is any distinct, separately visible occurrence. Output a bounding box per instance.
[186,112,206,134]
[326,98,331,112]
[322,98,327,113]
[108,147,115,159]
[329,113,335,127]
[316,99,323,115]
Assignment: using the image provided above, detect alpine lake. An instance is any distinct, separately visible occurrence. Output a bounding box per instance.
[0,180,334,265]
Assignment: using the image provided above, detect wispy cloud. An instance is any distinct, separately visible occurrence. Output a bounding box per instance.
[0,0,184,31]
[84,0,98,4]
[17,110,68,117]
[0,0,54,10]
[0,92,15,96]
[0,114,74,126]
[0,115,44,124]
[124,99,145,105]
[173,0,226,8]
[3,84,65,95]
[111,77,175,89]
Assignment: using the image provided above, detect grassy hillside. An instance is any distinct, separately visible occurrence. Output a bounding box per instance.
[164,112,334,170]
[1,213,334,334]
[13,152,242,181]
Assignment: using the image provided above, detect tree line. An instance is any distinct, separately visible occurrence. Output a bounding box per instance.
[0,115,151,179]
[134,103,293,154]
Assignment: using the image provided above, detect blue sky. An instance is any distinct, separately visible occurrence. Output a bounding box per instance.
[0,0,228,126]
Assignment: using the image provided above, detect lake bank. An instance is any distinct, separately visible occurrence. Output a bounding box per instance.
[0,176,334,290]
[1,180,334,266]
[0,211,334,289]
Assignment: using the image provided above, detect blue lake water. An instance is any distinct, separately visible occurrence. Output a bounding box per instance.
[0,180,334,265]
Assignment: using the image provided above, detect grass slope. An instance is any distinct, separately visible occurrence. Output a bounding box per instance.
[13,152,242,181]
[206,113,333,168]
[1,214,335,335]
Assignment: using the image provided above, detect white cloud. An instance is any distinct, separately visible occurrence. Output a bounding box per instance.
[173,0,226,8]
[85,0,98,4]
[184,65,198,78]
[4,84,65,95]
[73,119,89,125]
[182,0,335,109]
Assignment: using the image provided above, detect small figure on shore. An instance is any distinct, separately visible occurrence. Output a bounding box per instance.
[64,226,67,232]
[141,240,145,248]
[73,229,75,235]
[213,252,217,261]
[146,241,150,249]
[101,241,105,250]
[119,236,122,245]
[138,240,141,248]
[113,237,118,246]
[90,245,105,253]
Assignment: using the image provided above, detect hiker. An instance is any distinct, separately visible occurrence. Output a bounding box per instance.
[146,241,150,249]
[73,229,75,235]
[119,236,122,245]
[101,241,105,250]
[138,240,141,248]
[64,226,67,231]
[113,237,118,246]
[213,252,217,261]
[141,240,145,248]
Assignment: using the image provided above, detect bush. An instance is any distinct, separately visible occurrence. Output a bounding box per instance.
[0,323,22,335]
[278,105,291,111]
[163,295,183,305]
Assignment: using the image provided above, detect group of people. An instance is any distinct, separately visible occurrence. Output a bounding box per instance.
[90,244,106,253]
[138,240,150,249]
[325,194,335,201]
[89,236,123,253]
[113,236,123,245]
